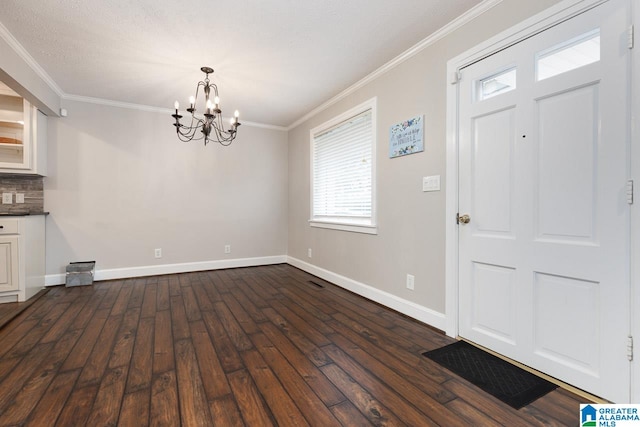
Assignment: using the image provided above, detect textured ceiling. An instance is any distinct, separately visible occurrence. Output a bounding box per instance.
[0,0,482,127]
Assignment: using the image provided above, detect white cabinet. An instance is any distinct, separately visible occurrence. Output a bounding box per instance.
[0,235,19,293]
[0,95,47,176]
[0,216,45,303]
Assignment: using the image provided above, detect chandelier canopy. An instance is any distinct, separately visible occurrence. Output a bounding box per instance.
[171,66,240,146]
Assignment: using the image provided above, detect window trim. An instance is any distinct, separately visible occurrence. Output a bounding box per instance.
[309,97,377,235]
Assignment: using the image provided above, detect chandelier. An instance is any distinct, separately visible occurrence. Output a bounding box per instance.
[171,66,240,146]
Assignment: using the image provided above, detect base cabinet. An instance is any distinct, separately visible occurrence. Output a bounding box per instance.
[0,216,45,303]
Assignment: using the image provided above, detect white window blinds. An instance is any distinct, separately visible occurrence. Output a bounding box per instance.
[312,109,373,222]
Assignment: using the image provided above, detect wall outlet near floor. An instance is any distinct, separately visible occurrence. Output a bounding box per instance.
[308,248,312,258]
[224,245,231,254]
[154,248,162,258]
[406,274,415,290]
[2,193,12,204]
[15,193,25,204]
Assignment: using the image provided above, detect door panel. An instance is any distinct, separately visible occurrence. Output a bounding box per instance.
[458,0,629,402]
[471,262,517,344]
[533,273,600,375]
[472,108,516,236]
[536,85,598,243]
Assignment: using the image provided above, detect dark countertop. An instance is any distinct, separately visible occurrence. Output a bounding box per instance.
[0,212,49,216]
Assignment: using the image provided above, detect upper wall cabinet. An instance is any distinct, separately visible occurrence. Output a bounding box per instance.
[0,94,47,176]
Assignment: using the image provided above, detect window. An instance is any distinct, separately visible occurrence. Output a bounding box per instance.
[478,67,516,100]
[310,98,377,234]
[536,29,600,81]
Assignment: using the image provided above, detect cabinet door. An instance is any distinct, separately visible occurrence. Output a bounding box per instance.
[0,97,31,170]
[0,236,19,292]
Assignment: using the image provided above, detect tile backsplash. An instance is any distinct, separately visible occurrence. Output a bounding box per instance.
[0,175,44,214]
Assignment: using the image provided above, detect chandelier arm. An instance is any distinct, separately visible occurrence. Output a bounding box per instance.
[211,127,226,143]
[176,127,200,142]
[212,115,226,134]
[176,116,203,138]
[176,132,203,143]
[216,114,239,137]
[211,117,234,142]
[192,81,207,108]
[210,83,219,99]
[175,123,205,142]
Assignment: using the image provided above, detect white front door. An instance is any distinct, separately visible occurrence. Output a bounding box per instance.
[458,0,630,403]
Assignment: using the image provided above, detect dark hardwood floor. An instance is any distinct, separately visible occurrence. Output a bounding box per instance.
[0,289,48,330]
[0,264,583,426]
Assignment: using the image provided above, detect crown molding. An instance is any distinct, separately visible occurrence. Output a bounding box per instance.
[0,21,65,97]
[62,93,171,114]
[60,93,287,131]
[286,0,503,131]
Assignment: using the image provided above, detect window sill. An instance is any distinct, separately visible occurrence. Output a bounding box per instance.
[309,219,378,235]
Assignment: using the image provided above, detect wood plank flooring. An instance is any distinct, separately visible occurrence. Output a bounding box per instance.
[0,289,48,330]
[0,264,584,426]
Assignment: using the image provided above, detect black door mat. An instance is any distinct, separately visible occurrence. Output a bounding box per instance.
[423,341,557,409]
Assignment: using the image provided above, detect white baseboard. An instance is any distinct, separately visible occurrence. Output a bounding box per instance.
[286,256,446,331]
[46,254,447,332]
[45,255,288,286]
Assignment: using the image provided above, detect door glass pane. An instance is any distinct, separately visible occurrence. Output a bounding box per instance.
[478,68,517,100]
[536,29,600,81]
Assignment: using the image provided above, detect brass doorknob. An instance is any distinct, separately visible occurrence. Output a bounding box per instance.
[458,214,471,224]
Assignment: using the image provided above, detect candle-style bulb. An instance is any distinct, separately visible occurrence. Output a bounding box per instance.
[234,110,239,118]
[174,101,179,109]
[206,100,213,110]
[214,96,220,106]
[189,96,195,106]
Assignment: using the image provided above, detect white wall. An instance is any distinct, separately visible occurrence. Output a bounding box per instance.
[44,100,288,280]
[287,0,562,327]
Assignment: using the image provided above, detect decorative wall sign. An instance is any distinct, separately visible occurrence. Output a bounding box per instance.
[389,115,424,158]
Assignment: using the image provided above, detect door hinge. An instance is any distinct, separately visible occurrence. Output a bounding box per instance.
[629,25,635,49]
[627,180,634,205]
[628,335,634,362]
[451,70,462,85]
[456,212,460,224]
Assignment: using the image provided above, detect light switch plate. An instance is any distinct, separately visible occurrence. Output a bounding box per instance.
[15,193,25,204]
[422,175,441,192]
[2,193,12,204]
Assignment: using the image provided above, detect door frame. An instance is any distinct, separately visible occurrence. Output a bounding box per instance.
[630,0,639,405]
[445,0,638,401]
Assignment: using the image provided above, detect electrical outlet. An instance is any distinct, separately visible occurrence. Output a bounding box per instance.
[406,274,415,290]
[2,193,12,204]
[224,245,231,254]
[154,248,162,258]
[308,248,312,258]
[15,193,25,204]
